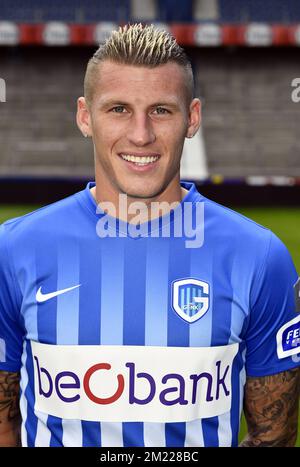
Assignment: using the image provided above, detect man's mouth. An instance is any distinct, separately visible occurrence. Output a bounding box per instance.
[120,154,160,166]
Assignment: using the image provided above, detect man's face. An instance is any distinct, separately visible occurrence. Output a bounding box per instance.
[77,60,200,200]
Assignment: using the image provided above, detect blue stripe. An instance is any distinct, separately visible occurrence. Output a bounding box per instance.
[56,242,80,344]
[123,422,144,447]
[48,416,63,446]
[188,220,214,444]
[201,245,233,445]
[35,242,59,445]
[123,239,146,345]
[78,238,101,345]
[167,237,191,446]
[202,417,219,447]
[36,244,58,345]
[165,422,186,447]
[82,421,101,447]
[123,238,147,447]
[78,235,102,446]
[211,247,233,346]
[228,242,253,444]
[24,340,38,447]
[230,346,245,446]
[100,238,125,345]
[168,238,191,346]
[145,239,169,346]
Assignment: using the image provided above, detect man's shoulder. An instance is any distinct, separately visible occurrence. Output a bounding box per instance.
[0,189,85,244]
[200,194,270,241]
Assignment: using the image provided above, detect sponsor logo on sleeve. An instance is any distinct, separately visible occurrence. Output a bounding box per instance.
[31,341,238,423]
[276,315,300,359]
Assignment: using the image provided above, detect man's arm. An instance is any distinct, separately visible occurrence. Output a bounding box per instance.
[240,367,300,447]
[0,371,21,447]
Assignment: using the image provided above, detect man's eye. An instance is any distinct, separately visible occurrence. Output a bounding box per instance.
[154,107,169,115]
[112,106,126,113]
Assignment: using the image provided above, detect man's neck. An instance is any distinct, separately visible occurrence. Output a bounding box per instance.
[90,184,189,224]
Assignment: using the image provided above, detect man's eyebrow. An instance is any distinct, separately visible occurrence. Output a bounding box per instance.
[97,99,180,109]
[97,99,128,108]
[153,102,180,109]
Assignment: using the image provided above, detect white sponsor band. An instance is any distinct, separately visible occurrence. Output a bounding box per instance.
[31,341,238,423]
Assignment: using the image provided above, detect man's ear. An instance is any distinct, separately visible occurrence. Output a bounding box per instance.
[186,98,201,138]
[76,97,92,138]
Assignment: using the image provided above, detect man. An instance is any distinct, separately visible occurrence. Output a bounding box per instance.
[0,23,299,447]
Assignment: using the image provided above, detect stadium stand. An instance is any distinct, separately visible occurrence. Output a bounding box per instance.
[1,0,300,24]
[0,0,131,23]
[0,0,300,182]
[157,0,193,22]
[218,0,300,23]
[193,47,300,177]
[1,45,300,178]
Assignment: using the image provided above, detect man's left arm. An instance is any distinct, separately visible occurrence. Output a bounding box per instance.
[240,368,300,447]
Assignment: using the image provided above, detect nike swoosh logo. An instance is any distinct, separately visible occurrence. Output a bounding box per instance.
[36,284,81,303]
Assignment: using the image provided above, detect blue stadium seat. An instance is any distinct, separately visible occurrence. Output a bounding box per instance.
[286,0,300,21]
[157,0,193,22]
[247,0,286,22]
[82,0,130,23]
[218,0,294,23]
[0,0,130,23]
[218,0,245,23]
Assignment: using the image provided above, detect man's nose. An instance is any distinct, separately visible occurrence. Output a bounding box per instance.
[127,114,156,146]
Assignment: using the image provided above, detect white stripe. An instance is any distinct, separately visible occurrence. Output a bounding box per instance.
[143,423,165,447]
[0,338,6,362]
[62,420,83,447]
[239,349,247,417]
[217,411,232,446]
[34,410,51,447]
[20,342,29,447]
[100,422,123,447]
[185,419,204,447]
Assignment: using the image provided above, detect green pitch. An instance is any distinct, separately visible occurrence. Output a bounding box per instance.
[0,204,299,446]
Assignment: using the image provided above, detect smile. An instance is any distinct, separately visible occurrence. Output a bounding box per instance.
[120,154,159,166]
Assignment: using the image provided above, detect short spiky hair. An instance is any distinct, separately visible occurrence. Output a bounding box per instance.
[84,23,194,106]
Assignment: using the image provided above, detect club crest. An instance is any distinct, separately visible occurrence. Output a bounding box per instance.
[172,278,210,323]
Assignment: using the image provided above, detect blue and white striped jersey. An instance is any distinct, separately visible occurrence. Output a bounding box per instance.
[0,181,299,447]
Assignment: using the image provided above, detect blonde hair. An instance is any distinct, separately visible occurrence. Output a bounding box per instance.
[84,23,194,106]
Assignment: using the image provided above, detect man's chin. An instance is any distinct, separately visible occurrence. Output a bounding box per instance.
[124,190,161,201]
[117,183,164,201]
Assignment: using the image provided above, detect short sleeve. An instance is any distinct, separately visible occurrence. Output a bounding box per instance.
[245,231,300,377]
[0,224,23,372]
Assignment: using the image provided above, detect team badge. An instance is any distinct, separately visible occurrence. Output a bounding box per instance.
[172,278,210,323]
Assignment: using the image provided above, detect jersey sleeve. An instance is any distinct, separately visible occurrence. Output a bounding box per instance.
[245,231,300,377]
[0,224,23,372]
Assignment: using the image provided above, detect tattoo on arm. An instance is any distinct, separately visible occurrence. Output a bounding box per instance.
[0,371,21,447]
[240,368,300,447]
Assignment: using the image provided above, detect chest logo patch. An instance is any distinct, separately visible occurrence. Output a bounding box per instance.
[172,278,210,323]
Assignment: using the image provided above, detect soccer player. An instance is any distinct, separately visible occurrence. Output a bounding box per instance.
[0,23,299,448]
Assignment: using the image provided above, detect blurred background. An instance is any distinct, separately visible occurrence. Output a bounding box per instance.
[0,0,299,445]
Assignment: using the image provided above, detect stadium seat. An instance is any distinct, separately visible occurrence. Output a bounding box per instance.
[157,0,193,22]
[218,0,294,23]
